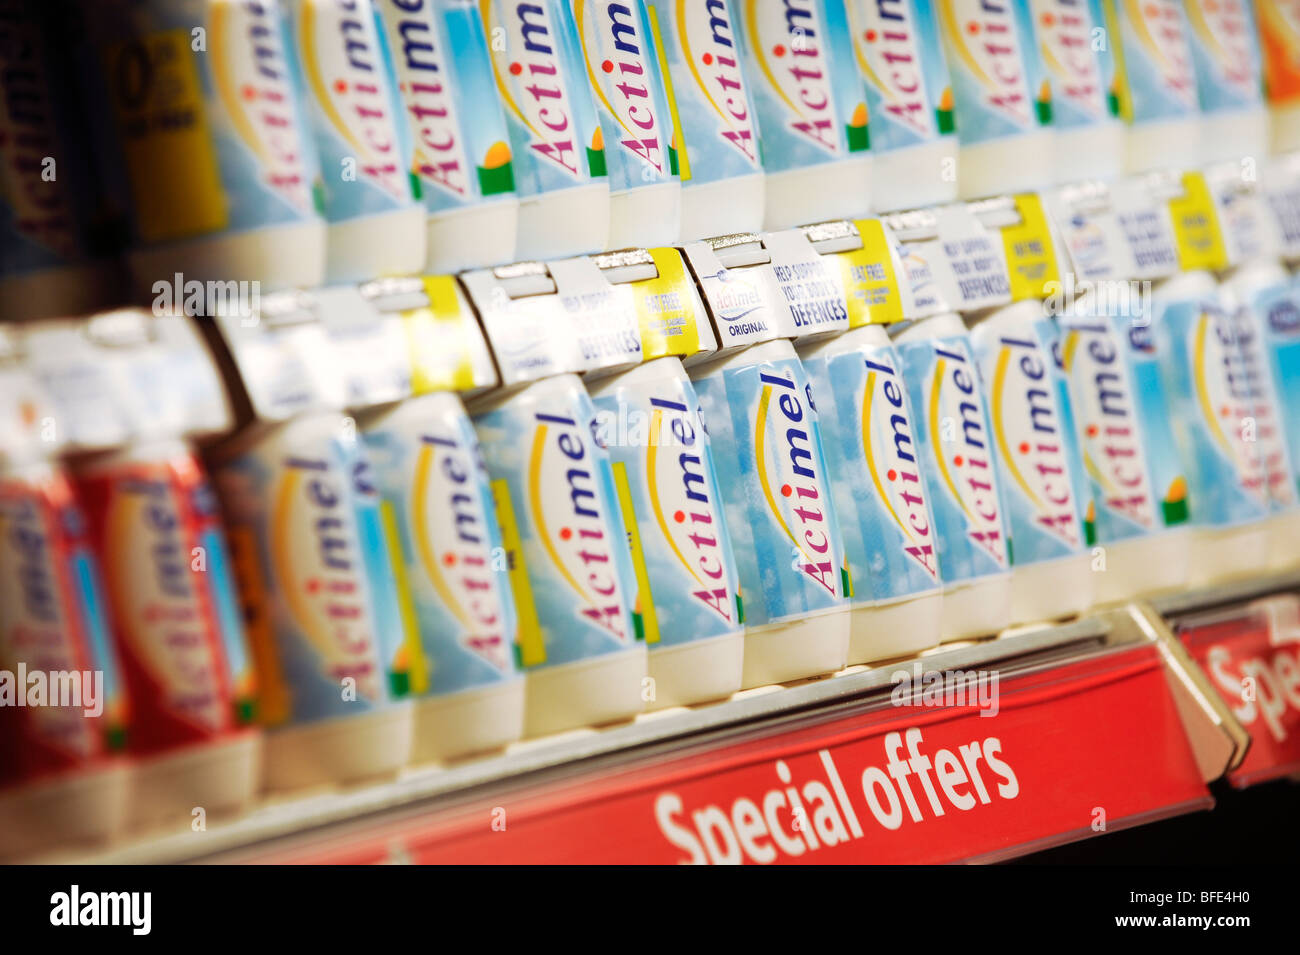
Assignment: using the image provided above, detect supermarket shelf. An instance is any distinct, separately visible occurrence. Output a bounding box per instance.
[1147,569,1300,621]
[62,615,1107,864]
[54,571,1300,864]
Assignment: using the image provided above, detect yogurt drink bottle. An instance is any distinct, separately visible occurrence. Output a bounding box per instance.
[933,0,1053,198]
[585,250,744,707]
[689,339,851,682]
[211,412,414,790]
[890,313,1012,639]
[844,0,960,211]
[0,460,130,859]
[798,324,944,661]
[1220,259,1300,569]
[574,0,682,248]
[1149,271,1272,587]
[286,0,427,282]
[360,391,525,762]
[1183,0,1268,165]
[1025,0,1124,184]
[1056,299,1190,603]
[734,0,873,229]
[87,0,327,293]
[480,0,611,259]
[682,233,852,685]
[468,374,646,736]
[587,357,744,707]
[1259,0,1300,154]
[646,0,766,238]
[376,0,521,271]
[967,300,1094,623]
[1102,0,1203,173]
[73,441,261,827]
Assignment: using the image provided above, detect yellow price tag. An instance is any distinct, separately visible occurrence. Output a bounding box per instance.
[1168,172,1228,272]
[1000,194,1061,303]
[631,247,702,360]
[837,219,907,327]
[402,275,476,393]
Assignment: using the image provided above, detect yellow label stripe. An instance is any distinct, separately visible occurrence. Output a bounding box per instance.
[647,4,689,181]
[612,461,659,645]
[381,499,428,695]
[491,477,545,667]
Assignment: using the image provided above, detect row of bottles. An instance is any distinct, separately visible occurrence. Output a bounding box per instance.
[6,0,1300,320]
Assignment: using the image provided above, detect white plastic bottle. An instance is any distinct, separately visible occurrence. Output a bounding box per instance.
[73,441,261,828]
[1220,259,1300,569]
[579,248,745,706]
[845,0,960,211]
[890,314,1012,639]
[1056,299,1190,603]
[682,231,853,683]
[1183,0,1268,165]
[480,0,611,259]
[468,375,646,736]
[574,0,682,248]
[797,324,944,661]
[734,0,873,229]
[1026,0,1124,184]
[286,0,427,282]
[646,0,766,238]
[376,0,520,271]
[933,0,1053,198]
[1259,0,1300,154]
[967,300,1094,623]
[211,413,414,790]
[587,356,745,707]
[360,392,525,763]
[1104,0,1202,174]
[86,0,326,293]
[689,339,851,682]
[0,459,130,859]
[1148,271,1272,587]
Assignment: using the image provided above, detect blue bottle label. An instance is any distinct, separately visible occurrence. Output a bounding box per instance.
[647,0,763,186]
[1184,0,1264,117]
[576,0,679,193]
[1153,296,1271,529]
[1253,280,1300,506]
[1230,300,1299,513]
[934,0,1045,146]
[847,0,957,155]
[735,0,869,175]
[472,380,639,669]
[691,352,849,628]
[364,396,521,699]
[1026,0,1120,131]
[591,371,744,647]
[894,332,1011,584]
[1106,0,1199,126]
[288,0,418,223]
[376,0,518,215]
[1059,311,1188,543]
[214,423,404,727]
[970,318,1091,567]
[801,341,943,606]
[479,0,607,199]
